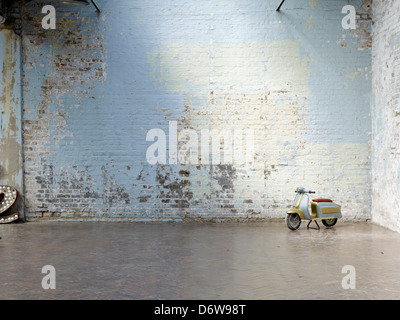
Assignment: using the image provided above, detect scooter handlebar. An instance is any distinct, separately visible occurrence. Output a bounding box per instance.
[294,188,316,194]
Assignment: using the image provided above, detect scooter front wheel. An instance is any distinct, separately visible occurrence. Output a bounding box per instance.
[286,213,301,230]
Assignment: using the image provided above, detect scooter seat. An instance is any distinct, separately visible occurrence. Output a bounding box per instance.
[312,198,333,202]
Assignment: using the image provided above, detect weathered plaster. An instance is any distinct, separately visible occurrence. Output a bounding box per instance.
[0,28,23,217]
[371,0,400,232]
[13,0,373,221]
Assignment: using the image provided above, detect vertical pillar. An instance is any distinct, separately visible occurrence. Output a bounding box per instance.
[0,27,24,219]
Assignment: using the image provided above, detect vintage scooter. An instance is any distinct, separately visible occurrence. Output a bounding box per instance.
[286,187,341,230]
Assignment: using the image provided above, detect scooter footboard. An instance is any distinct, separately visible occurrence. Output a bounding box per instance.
[315,201,342,219]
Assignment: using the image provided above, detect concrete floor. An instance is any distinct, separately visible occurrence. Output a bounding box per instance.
[0,220,400,300]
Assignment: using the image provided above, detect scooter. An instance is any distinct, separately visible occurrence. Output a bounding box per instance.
[286,187,341,230]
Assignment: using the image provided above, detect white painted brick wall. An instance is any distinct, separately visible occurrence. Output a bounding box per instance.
[371,0,400,231]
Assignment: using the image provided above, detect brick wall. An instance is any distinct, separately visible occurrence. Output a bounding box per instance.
[371,0,400,232]
[16,0,372,221]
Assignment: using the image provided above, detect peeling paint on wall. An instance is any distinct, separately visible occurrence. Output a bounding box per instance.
[12,0,373,221]
[21,4,108,218]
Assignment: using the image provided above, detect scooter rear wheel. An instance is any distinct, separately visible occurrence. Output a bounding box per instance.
[286,213,301,230]
[322,218,337,227]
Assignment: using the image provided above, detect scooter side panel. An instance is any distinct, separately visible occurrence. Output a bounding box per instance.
[299,194,311,220]
[316,202,342,219]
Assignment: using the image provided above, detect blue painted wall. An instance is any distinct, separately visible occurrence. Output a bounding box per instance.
[19,0,372,220]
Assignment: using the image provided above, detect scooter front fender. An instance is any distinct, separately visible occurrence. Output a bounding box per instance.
[287,208,307,220]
